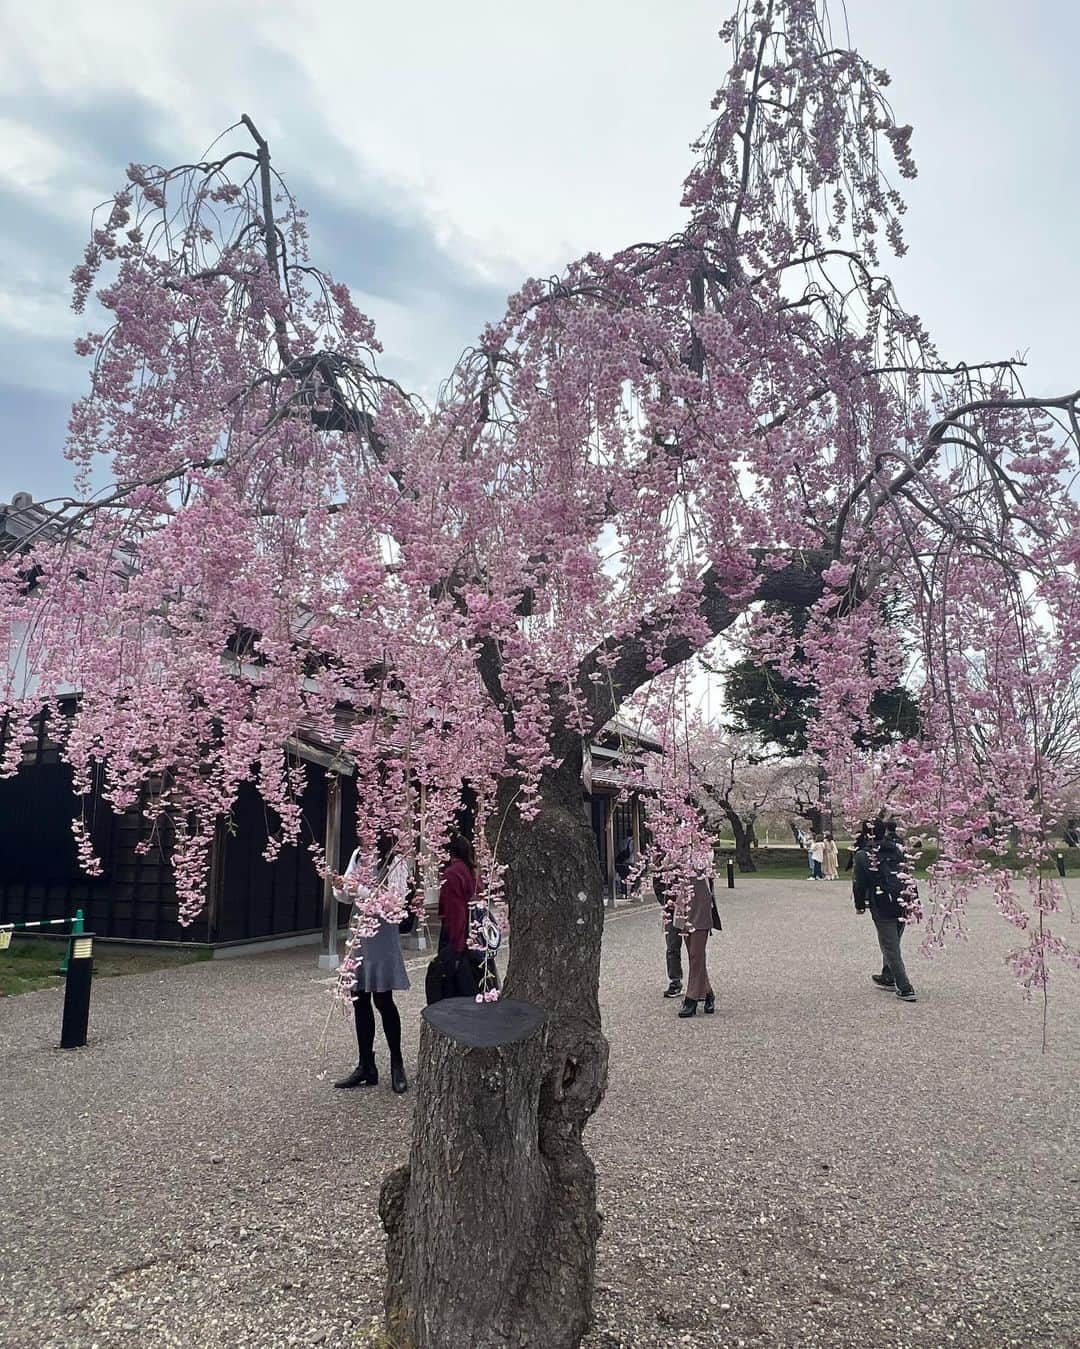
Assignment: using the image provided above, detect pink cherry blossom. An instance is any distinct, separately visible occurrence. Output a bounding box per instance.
[1,2,1076,998]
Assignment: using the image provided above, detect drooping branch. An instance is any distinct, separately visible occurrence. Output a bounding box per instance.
[240,114,290,365]
[728,0,775,240]
[830,388,1080,558]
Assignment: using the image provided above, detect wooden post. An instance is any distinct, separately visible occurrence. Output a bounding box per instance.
[319,773,343,970]
[205,818,228,944]
[604,797,615,906]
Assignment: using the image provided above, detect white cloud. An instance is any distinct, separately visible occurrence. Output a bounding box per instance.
[0,118,74,195]
[0,0,1077,431]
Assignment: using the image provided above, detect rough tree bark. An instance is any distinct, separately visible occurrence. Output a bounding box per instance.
[381,749,609,1348]
[723,807,757,873]
[380,999,550,1347]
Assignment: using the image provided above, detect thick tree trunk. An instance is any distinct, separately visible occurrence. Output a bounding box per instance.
[380,999,550,1346]
[722,805,757,873]
[381,752,609,1348]
[816,765,833,836]
[795,805,823,836]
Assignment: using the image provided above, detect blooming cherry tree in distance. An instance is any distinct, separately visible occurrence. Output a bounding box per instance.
[2,3,1077,1344]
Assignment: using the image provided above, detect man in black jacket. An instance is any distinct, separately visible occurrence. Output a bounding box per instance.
[853,822,916,1003]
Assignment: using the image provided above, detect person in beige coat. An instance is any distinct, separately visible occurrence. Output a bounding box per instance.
[675,871,721,1018]
[822,832,839,880]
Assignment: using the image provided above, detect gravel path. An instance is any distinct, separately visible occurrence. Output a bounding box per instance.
[1,878,1078,1348]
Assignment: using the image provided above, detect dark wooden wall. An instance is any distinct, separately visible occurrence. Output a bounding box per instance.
[0,714,352,943]
[0,734,203,942]
[212,772,355,943]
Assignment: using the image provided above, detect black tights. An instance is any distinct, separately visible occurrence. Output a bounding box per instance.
[353,989,402,1065]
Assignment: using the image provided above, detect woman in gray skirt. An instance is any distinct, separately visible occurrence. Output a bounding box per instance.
[334,850,411,1094]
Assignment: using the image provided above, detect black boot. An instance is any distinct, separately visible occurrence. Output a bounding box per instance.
[703,992,715,1015]
[677,998,698,1018]
[334,1058,378,1089]
[390,1056,408,1095]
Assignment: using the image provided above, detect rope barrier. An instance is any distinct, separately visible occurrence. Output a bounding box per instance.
[0,909,84,971]
[0,916,76,931]
[0,915,96,1047]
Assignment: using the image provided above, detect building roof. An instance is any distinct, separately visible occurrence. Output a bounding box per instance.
[0,492,56,550]
[599,716,663,753]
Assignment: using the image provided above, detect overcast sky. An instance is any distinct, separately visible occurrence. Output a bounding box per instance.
[1,0,1077,502]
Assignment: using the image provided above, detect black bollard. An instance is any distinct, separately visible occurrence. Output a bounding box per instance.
[60,933,94,1050]
[727,857,735,889]
[1057,853,1066,879]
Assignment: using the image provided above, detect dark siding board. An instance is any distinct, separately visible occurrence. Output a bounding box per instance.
[0,763,80,882]
[109,901,133,930]
[246,790,263,939]
[215,793,244,943]
[291,837,302,934]
[250,795,275,936]
[104,807,116,936]
[217,773,331,941]
[273,842,291,934]
[299,770,327,931]
[219,783,277,942]
[0,762,185,940]
[154,806,167,942]
[213,813,237,942]
[284,795,306,933]
[2,755,328,944]
[276,840,293,934]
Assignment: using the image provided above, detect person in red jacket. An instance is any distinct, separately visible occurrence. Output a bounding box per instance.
[438,832,476,959]
[427,832,483,1001]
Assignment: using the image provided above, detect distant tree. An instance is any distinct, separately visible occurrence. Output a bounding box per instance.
[724,601,920,757]
[690,728,815,870]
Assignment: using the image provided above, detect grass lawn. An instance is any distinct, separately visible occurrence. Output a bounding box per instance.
[715,842,1080,884]
[0,936,208,997]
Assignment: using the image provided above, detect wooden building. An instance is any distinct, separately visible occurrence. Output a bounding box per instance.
[587,718,661,906]
[0,712,658,949]
[0,712,361,950]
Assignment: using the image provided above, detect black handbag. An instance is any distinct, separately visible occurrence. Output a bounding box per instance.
[424,947,480,1005]
[424,956,446,1005]
[709,880,722,932]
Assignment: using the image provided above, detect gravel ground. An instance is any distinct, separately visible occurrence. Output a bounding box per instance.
[1,878,1078,1348]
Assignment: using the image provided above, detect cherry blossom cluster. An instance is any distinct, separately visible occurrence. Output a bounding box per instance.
[1,0,1076,992]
